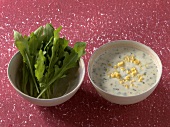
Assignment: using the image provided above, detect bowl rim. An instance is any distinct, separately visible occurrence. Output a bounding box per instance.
[7,51,85,101]
[88,40,162,98]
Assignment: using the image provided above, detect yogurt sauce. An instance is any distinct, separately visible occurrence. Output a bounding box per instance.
[91,47,158,96]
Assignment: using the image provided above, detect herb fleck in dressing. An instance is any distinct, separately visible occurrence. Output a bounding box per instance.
[91,47,158,96]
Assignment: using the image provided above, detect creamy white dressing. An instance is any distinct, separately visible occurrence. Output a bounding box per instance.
[91,47,158,96]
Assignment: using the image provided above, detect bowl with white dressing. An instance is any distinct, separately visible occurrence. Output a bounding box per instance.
[88,40,162,105]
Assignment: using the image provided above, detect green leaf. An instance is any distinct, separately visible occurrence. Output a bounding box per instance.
[37,50,78,98]
[54,26,62,41]
[14,31,29,62]
[28,33,41,56]
[50,50,79,85]
[14,30,24,42]
[61,50,79,71]
[34,26,45,49]
[35,50,46,82]
[50,26,63,60]
[73,42,86,58]
[21,63,29,94]
[44,36,53,51]
[44,25,62,55]
[58,38,69,60]
[43,25,62,73]
[47,39,59,78]
[48,26,63,71]
[14,31,40,94]
[25,52,40,93]
[28,26,44,56]
[34,26,43,38]
[43,24,54,43]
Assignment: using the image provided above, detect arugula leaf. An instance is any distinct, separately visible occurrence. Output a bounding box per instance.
[25,52,40,94]
[28,33,41,56]
[43,27,63,85]
[43,24,54,43]
[73,42,86,59]
[49,26,63,66]
[49,38,59,69]
[21,63,29,95]
[50,50,79,86]
[37,50,79,98]
[61,50,79,71]
[34,26,44,48]
[14,31,29,62]
[14,31,40,94]
[34,26,43,38]
[58,38,69,60]
[44,36,53,51]
[53,26,62,42]
[35,50,46,82]
[14,30,25,41]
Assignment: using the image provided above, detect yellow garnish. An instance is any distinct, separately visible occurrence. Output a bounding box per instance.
[124,75,131,81]
[130,67,136,71]
[138,76,143,82]
[119,80,124,84]
[133,59,140,65]
[125,85,130,89]
[129,67,138,77]
[106,53,145,88]
[120,67,125,71]
[110,72,121,79]
[117,61,124,67]
[124,56,130,62]
[131,55,135,61]
[130,80,135,83]
[126,70,130,74]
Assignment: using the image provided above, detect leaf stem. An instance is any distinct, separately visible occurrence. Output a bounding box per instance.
[25,52,40,93]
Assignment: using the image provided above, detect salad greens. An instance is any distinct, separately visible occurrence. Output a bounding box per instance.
[14,23,86,99]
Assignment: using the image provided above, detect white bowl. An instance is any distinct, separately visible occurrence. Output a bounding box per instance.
[7,52,85,106]
[88,40,162,105]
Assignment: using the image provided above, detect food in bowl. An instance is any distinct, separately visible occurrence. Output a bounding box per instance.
[8,52,85,106]
[10,23,86,100]
[88,40,162,104]
[91,47,158,96]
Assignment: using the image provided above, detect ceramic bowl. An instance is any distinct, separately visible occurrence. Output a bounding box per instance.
[7,51,85,106]
[88,40,162,105]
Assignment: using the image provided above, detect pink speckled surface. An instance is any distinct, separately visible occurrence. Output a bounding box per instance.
[0,0,170,127]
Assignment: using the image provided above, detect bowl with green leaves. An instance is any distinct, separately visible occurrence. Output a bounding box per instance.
[8,24,86,106]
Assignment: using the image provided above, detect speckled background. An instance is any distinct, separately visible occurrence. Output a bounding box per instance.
[0,0,170,127]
